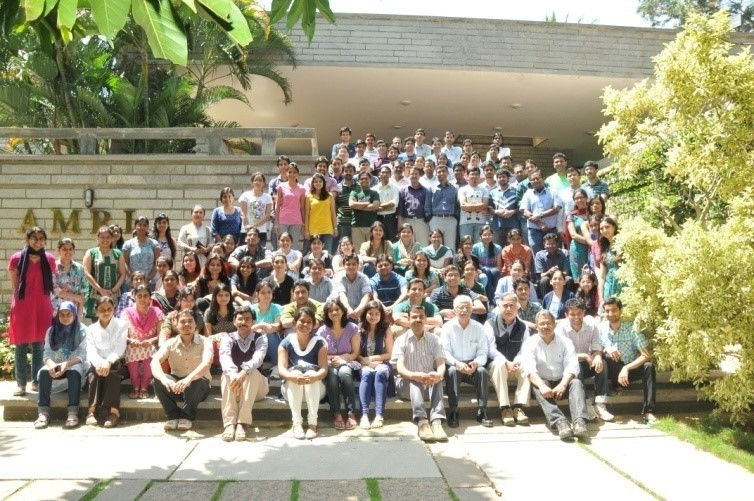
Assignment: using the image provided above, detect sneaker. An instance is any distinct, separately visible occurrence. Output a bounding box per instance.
[643,412,658,425]
[34,413,49,430]
[164,419,179,431]
[176,419,193,431]
[513,407,529,425]
[292,423,305,439]
[305,426,318,439]
[556,420,573,440]
[418,421,435,442]
[85,413,98,426]
[270,367,281,380]
[501,408,515,426]
[595,403,614,422]
[431,420,448,442]
[572,419,589,439]
[585,401,598,421]
[359,414,371,430]
[371,415,384,429]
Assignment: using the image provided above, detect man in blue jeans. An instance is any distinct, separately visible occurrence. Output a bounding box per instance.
[519,170,562,254]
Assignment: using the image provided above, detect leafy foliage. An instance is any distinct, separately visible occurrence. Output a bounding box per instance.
[0,319,12,380]
[598,11,754,423]
[638,0,754,32]
[1,0,332,66]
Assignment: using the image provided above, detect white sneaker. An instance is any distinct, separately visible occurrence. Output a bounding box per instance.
[359,415,371,430]
[164,419,179,431]
[292,423,305,439]
[595,403,614,422]
[270,367,281,380]
[176,418,193,431]
[585,401,598,421]
[371,415,384,428]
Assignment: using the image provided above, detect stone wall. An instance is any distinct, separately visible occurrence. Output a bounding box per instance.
[0,155,317,311]
[281,14,754,78]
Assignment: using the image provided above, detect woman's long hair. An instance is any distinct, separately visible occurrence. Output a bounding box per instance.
[207,283,235,325]
[151,213,176,259]
[598,216,619,255]
[309,173,330,201]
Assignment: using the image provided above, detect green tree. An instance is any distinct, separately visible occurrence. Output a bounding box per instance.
[1,0,333,66]
[638,0,754,32]
[597,11,754,423]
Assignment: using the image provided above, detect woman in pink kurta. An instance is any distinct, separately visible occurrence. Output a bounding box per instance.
[123,285,163,399]
[275,163,306,251]
[7,227,57,396]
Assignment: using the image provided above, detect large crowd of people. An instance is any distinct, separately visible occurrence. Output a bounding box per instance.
[5,127,657,443]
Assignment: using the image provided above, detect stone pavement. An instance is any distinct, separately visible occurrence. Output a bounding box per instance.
[1,415,753,500]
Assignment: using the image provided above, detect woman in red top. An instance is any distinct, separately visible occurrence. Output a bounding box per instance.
[7,227,57,396]
[500,229,533,276]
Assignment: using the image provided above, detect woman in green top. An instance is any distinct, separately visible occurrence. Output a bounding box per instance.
[391,223,421,276]
[404,251,441,296]
[83,226,126,319]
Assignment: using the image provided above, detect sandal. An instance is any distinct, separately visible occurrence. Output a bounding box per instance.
[34,414,49,429]
[129,390,139,399]
[222,424,235,442]
[235,423,247,441]
[333,415,346,430]
[345,414,357,430]
[139,389,149,399]
[64,413,79,429]
[103,413,120,428]
[85,413,98,426]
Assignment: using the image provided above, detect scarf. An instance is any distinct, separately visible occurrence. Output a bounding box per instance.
[16,246,53,300]
[423,244,449,261]
[49,301,80,352]
[124,305,161,335]
[396,239,416,261]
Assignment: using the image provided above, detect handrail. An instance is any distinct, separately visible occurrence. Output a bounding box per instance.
[0,127,319,156]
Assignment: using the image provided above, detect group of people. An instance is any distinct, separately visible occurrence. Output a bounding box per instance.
[5,127,657,442]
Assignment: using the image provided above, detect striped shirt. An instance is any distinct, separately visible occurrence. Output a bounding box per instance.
[555,318,602,355]
[391,331,444,373]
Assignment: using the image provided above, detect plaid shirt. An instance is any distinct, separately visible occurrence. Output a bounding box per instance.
[599,321,648,363]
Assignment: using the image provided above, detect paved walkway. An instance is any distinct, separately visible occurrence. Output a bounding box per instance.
[1,415,753,500]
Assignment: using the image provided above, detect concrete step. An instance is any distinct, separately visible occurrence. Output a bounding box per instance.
[0,377,709,422]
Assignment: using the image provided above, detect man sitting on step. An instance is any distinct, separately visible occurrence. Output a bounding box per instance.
[219,306,269,442]
[151,309,213,432]
[484,293,531,426]
[599,297,657,425]
[521,310,589,441]
[392,305,448,443]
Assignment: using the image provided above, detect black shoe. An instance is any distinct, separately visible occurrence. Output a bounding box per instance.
[447,410,459,428]
[556,420,573,441]
[476,408,493,428]
[572,419,589,439]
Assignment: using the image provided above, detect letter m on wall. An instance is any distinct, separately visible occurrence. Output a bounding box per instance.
[52,209,81,233]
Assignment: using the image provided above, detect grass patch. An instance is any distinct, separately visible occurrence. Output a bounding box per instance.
[365,478,381,500]
[80,479,112,501]
[448,487,459,501]
[211,480,234,501]
[290,479,300,501]
[655,416,754,473]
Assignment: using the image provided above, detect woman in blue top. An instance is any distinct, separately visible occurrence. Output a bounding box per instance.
[471,225,503,304]
[542,270,574,320]
[210,187,243,244]
[122,216,161,290]
[251,281,283,372]
[34,301,89,430]
[278,307,328,440]
[357,300,393,429]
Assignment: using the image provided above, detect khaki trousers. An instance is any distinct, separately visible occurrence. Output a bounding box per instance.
[221,369,269,426]
[489,358,530,407]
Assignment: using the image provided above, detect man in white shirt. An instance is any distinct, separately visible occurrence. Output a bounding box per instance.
[441,130,463,165]
[441,295,492,428]
[420,158,440,190]
[484,293,531,426]
[347,139,368,169]
[557,166,593,234]
[364,132,379,167]
[521,310,589,440]
[458,166,489,241]
[555,298,612,421]
[375,165,400,242]
[414,128,432,158]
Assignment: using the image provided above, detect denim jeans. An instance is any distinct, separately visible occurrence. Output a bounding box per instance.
[15,343,43,388]
[359,364,391,416]
[38,368,81,414]
[532,378,589,428]
[326,365,358,416]
[334,224,352,253]
[264,332,285,367]
[527,227,556,255]
[459,223,486,243]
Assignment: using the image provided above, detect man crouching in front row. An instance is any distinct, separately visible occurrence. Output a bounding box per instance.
[521,310,589,441]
